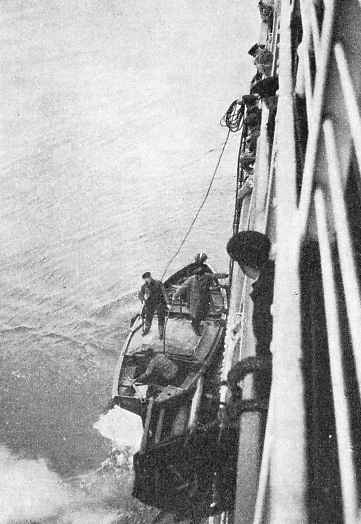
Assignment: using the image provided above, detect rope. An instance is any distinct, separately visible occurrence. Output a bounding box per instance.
[220,100,245,132]
[161,129,231,281]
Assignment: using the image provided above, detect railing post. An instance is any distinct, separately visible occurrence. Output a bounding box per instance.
[269,1,307,523]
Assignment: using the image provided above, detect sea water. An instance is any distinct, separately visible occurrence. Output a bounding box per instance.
[0,0,259,521]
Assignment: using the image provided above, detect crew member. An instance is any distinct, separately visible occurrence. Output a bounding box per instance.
[135,347,178,386]
[194,252,211,274]
[226,230,274,356]
[173,267,228,336]
[226,231,274,404]
[138,272,170,339]
[194,253,208,266]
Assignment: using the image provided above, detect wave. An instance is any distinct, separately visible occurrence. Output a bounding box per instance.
[0,325,37,334]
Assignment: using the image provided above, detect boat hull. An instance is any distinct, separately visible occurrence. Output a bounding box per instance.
[133,426,238,520]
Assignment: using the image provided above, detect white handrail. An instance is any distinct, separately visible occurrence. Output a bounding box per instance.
[309,4,320,59]
[314,188,359,524]
[334,43,361,173]
[297,0,336,237]
[323,119,361,397]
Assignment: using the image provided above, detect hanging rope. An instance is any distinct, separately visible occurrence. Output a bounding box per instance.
[161,129,231,281]
[220,100,245,132]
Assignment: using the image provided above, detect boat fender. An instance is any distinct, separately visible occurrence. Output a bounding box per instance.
[227,354,272,398]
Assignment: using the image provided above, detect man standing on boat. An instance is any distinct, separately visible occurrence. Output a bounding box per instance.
[138,272,170,339]
[173,267,228,336]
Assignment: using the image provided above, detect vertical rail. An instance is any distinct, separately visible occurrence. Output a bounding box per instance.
[252,105,271,232]
[188,377,204,429]
[314,188,358,524]
[233,141,268,524]
[269,0,307,522]
[235,410,264,524]
[297,1,336,236]
[155,408,165,444]
[323,120,361,397]
[252,392,274,524]
[334,43,361,172]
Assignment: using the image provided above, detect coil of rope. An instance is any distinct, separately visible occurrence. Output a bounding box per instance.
[220,100,245,132]
[161,129,231,281]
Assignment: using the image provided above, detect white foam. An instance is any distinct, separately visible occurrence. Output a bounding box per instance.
[0,445,71,523]
[93,406,143,453]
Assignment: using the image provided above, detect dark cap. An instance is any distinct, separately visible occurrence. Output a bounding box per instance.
[142,272,151,279]
[248,43,265,56]
[248,43,259,56]
[226,231,271,269]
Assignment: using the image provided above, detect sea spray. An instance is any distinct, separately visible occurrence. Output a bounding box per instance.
[0,444,131,524]
[0,445,71,523]
[94,406,143,462]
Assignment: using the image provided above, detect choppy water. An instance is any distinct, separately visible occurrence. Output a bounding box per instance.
[0,0,258,521]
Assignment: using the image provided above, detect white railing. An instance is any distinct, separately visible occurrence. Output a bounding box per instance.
[314,186,358,524]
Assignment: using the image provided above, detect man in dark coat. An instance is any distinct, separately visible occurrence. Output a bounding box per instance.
[226,231,274,404]
[173,267,228,336]
[138,272,170,339]
[226,230,274,356]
